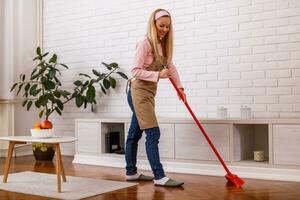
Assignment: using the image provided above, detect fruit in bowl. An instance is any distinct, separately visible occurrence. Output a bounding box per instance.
[31,120,53,138]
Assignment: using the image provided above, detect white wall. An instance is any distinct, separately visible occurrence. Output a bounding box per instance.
[0,0,40,137]
[43,0,300,141]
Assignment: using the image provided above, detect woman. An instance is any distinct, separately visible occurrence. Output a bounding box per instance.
[125,8,186,187]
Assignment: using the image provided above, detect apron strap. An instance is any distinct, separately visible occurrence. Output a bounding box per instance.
[126,78,132,94]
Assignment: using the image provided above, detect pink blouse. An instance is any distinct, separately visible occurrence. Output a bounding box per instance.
[131,38,183,89]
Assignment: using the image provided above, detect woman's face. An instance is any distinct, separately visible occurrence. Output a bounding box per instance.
[155,16,170,40]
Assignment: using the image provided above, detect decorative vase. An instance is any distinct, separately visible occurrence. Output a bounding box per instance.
[32,143,55,161]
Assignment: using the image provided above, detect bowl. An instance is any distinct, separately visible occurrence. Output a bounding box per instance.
[30,129,53,138]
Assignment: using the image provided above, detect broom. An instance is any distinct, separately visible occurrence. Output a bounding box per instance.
[164,66,245,188]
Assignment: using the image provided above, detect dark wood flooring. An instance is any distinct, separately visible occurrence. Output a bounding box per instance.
[0,155,300,200]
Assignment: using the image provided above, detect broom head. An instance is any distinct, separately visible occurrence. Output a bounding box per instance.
[225,173,245,188]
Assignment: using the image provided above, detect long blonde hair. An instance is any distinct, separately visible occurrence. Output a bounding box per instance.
[147,8,173,64]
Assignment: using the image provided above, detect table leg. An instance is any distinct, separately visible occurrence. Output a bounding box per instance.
[3,141,15,183]
[56,144,66,182]
[54,143,61,193]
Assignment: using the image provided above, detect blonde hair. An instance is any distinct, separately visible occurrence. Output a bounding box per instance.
[147,8,173,64]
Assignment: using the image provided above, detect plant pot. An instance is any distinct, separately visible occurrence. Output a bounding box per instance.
[32,143,55,161]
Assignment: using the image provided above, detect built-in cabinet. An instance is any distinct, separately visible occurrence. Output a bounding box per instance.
[73,118,300,182]
[273,124,300,166]
[0,101,15,155]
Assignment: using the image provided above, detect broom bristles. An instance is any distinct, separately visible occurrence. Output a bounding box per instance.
[225,174,245,188]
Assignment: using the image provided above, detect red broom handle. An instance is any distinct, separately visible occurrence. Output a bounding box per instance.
[169,77,232,175]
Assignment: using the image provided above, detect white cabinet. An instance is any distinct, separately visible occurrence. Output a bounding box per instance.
[175,124,230,161]
[273,125,300,166]
[74,118,300,182]
[76,121,101,155]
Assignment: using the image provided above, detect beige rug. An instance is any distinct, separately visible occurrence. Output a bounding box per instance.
[0,171,137,200]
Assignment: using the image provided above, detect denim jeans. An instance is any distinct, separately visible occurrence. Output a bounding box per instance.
[125,89,165,180]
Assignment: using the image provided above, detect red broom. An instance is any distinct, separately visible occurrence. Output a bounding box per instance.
[166,72,245,188]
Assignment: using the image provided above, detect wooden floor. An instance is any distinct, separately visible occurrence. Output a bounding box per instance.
[0,156,300,200]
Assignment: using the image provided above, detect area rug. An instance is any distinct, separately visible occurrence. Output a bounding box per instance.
[0,171,137,200]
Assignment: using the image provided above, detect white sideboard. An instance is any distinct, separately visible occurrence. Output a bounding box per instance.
[73,118,300,182]
[0,100,15,156]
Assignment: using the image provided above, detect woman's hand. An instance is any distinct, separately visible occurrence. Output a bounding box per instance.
[177,88,187,103]
[159,69,172,79]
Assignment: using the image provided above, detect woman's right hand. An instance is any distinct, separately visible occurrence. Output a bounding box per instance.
[159,69,172,79]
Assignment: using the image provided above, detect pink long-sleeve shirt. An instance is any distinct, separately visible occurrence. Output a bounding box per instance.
[131,38,183,89]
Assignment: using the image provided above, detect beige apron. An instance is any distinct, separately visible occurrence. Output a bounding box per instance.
[131,56,166,130]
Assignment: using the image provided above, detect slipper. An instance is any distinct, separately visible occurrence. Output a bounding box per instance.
[126,174,154,181]
[154,178,184,187]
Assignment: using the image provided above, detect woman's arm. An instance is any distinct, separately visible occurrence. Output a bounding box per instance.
[167,62,184,89]
[131,39,160,82]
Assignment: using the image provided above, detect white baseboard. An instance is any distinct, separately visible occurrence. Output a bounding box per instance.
[73,154,300,182]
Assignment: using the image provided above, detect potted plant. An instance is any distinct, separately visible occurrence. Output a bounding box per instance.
[11,47,128,161]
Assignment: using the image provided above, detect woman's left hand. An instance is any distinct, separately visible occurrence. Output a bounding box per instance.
[177,88,187,103]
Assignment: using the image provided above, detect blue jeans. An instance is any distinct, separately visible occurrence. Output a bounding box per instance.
[125,89,165,180]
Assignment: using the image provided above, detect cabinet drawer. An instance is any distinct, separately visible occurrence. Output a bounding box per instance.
[175,124,230,161]
[273,125,300,165]
[76,122,101,154]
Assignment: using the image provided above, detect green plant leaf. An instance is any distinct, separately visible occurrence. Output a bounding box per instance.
[54,77,62,86]
[43,80,55,90]
[42,52,49,57]
[74,80,82,86]
[101,62,112,70]
[79,73,91,78]
[86,85,96,102]
[31,68,37,77]
[35,99,41,108]
[17,84,24,95]
[84,99,87,109]
[83,80,89,88]
[26,101,32,111]
[61,90,70,98]
[100,84,106,94]
[29,84,38,95]
[49,54,57,63]
[56,99,64,110]
[92,69,101,77]
[22,99,28,107]
[91,103,95,112]
[116,71,128,79]
[90,79,97,84]
[103,78,110,89]
[10,83,18,92]
[30,73,40,80]
[39,94,49,106]
[55,107,62,115]
[33,56,39,61]
[39,110,44,118]
[110,62,118,68]
[53,90,61,98]
[49,69,56,79]
[59,63,68,69]
[109,77,116,88]
[75,95,84,107]
[32,89,41,96]
[24,83,30,92]
[36,47,41,55]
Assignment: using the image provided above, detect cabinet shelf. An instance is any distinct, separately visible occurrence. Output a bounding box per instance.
[233,124,269,163]
[101,122,125,154]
